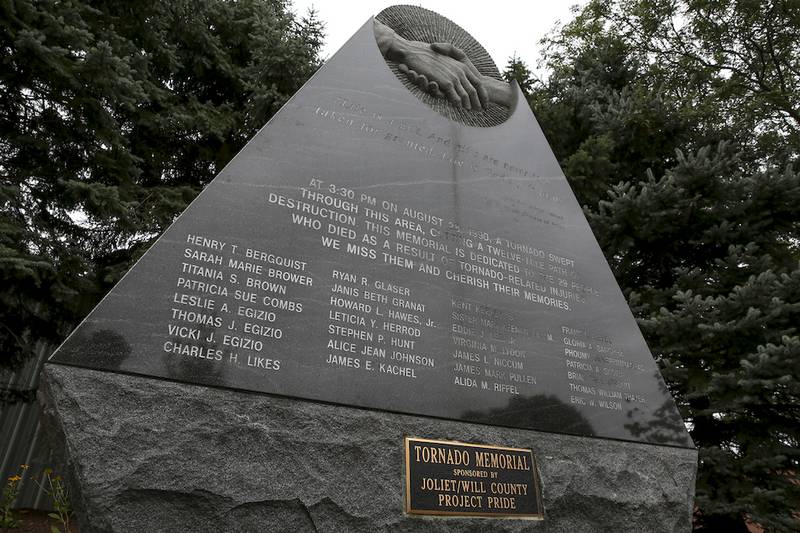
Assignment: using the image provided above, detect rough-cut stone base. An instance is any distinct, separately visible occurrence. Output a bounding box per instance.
[39,364,697,532]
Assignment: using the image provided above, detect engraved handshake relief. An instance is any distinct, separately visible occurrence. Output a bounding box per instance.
[375,20,513,109]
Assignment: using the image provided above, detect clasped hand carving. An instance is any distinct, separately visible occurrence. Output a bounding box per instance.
[397,41,487,110]
[375,20,512,109]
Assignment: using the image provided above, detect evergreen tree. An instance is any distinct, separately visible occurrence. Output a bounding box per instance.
[502,54,536,95]
[0,0,323,374]
[518,0,800,530]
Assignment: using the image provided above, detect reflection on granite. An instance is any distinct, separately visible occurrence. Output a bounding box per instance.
[56,328,131,371]
[162,322,229,385]
[624,370,690,445]
[463,394,594,435]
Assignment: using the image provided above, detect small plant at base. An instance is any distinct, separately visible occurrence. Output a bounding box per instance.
[36,468,73,533]
[0,464,28,528]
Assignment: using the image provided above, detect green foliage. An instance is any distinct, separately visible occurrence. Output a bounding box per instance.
[0,0,323,372]
[592,147,800,531]
[521,0,800,530]
[610,0,800,161]
[502,55,536,95]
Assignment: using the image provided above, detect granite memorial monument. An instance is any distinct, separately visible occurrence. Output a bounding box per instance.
[40,6,698,531]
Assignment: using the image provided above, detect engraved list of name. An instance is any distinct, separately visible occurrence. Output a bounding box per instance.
[158,172,652,415]
[167,234,311,373]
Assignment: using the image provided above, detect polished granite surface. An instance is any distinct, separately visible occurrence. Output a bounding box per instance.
[51,17,693,448]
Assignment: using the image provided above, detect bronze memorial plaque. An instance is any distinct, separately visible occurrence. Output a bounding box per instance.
[404,437,543,519]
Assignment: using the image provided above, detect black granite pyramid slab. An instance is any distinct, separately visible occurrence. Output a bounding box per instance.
[49,8,693,448]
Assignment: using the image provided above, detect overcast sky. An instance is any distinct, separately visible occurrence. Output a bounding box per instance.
[290,1,585,74]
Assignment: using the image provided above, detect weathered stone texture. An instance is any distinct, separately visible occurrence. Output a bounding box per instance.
[40,364,697,532]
